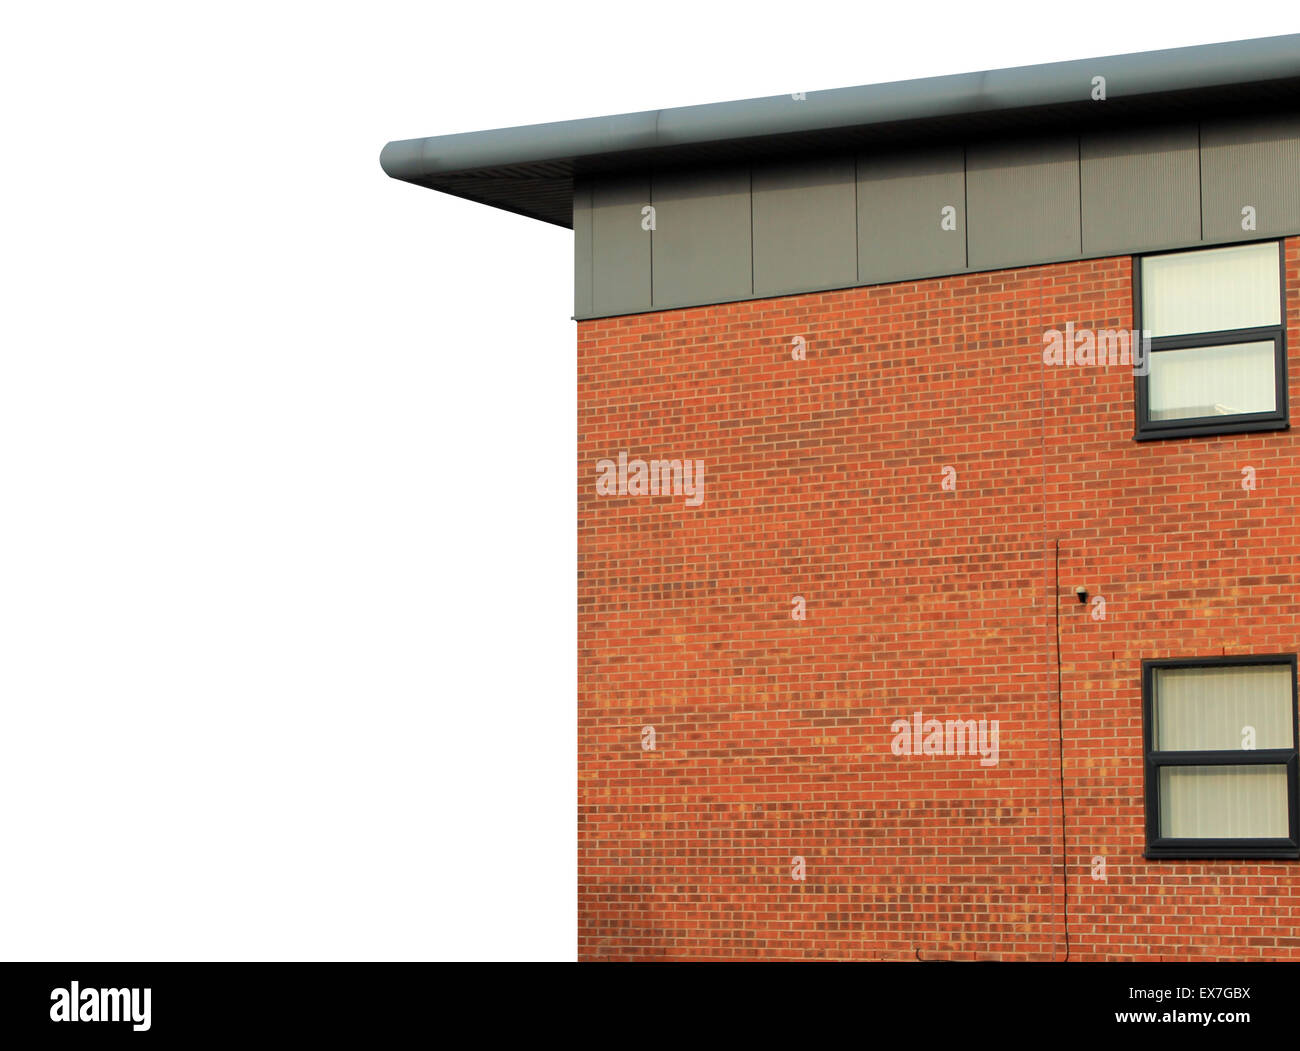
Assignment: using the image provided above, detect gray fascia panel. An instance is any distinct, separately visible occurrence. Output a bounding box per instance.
[650,168,753,310]
[1080,125,1201,256]
[857,147,967,285]
[1200,114,1300,242]
[573,109,1300,320]
[966,137,1082,271]
[573,179,594,319]
[590,175,652,317]
[752,158,857,298]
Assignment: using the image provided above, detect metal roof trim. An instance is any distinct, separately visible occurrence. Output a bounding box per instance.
[381,33,1300,223]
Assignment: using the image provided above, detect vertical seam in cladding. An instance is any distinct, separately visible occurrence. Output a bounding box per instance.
[648,169,655,308]
[1076,136,1084,255]
[962,145,970,270]
[1196,121,1205,242]
[749,165,755,296]
[586,183,594,315]
[853,153,860,283]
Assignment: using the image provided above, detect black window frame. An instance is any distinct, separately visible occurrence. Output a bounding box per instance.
[1143,654,1300,860]
[1132,239,1288,441]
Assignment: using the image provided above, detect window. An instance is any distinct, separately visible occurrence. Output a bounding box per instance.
[1134,241,1287,440]
[1143,655,1299,859]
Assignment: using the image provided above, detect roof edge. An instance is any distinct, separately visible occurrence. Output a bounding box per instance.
[381,33,1300,183]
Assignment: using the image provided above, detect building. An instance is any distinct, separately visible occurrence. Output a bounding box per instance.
[382,34,1300,960]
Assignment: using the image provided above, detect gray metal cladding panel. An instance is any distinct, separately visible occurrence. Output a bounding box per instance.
[966,137,1081,270]
[751,158,857,297]
[857,147,966,284]
[591,174,652,317]
[651,168,752,308]
[573,180,593,318]
[1201,114,1300,242]
[1080,125,1200,256]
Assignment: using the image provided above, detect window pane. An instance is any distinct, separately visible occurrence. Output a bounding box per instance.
[1159,765,1289,838]
[1154,664,1292,750]
[1142,242,1281,337]
[1147,340,1276,421]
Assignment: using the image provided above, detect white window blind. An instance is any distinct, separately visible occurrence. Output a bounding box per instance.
[1146,340,1276,420]
[1141,242,1281,337]
[1159,765,1289,838]
[1154,663,1292,750]
[1151,662,1294,841]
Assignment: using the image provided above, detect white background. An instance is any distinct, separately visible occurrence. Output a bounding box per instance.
[1,2,1294,961]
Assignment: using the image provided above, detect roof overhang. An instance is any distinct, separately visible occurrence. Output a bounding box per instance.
[380,34,1300,228]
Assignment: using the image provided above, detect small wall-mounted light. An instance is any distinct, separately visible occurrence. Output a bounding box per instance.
[1074,586,1088,604]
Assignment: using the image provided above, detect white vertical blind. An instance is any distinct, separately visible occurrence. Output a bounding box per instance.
[1159,765,1289,838]
[1154,664,1292,750]
[1142,242,1281,337]
[1147,340,1276,419]
[1154,664,1293,839]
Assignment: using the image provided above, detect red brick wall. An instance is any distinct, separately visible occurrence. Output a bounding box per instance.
[578,236,1300,960]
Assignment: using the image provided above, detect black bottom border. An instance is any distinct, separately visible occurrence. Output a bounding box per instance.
[5,960,1296,1040]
